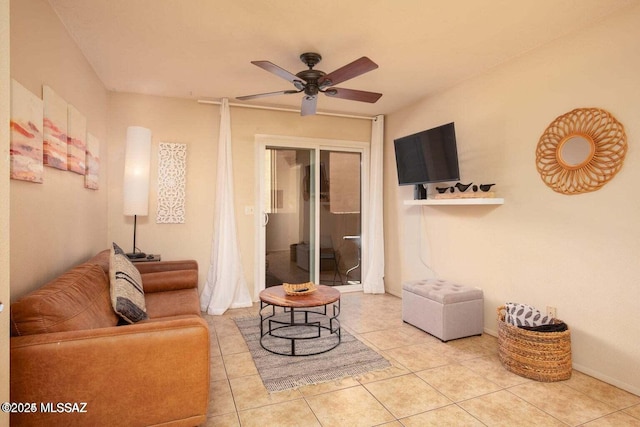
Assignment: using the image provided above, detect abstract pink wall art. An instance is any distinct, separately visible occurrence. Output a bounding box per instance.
[10,80,43,183]
[85,133,100,190]
[67,104,86,175]
[43,85,68,170]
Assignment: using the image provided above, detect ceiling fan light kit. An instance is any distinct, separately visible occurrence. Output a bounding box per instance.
[237,52,382,116]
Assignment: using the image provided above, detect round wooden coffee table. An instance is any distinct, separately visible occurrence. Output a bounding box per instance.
[259,285,341,356]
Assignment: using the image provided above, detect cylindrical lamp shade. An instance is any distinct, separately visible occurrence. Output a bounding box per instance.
[123,126,151,216]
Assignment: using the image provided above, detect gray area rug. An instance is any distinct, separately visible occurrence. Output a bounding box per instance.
[234,312,391,392]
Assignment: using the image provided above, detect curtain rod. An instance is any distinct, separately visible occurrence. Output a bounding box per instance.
[197,99,376,121]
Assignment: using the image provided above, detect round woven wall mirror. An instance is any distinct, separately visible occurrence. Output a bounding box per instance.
[536,108,627,195]
[558,135,595,169]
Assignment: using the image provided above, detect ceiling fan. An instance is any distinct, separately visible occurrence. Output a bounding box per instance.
[237,52,382,116]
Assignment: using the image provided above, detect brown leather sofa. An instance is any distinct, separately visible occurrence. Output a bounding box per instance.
[9,250,210,427]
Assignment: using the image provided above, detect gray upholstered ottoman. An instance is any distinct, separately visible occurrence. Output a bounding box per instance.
[402,279,484,342]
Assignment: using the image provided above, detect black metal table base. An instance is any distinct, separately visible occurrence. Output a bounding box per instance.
[259,300,341,356]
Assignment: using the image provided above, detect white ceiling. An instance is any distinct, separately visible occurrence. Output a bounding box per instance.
[48,0,635,117]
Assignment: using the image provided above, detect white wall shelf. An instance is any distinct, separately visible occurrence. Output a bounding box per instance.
[404,198,504,206]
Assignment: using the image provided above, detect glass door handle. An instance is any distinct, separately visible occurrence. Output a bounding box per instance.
[263,212,269,226]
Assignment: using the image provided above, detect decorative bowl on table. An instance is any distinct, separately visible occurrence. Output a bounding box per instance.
[283,282,317,296]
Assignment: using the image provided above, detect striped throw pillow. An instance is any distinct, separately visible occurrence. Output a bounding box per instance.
[109,242,148,323]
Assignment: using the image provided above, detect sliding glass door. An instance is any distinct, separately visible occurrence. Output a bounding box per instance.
[318,150,361,286]
[255,136,367,296]
[264,147,316,287]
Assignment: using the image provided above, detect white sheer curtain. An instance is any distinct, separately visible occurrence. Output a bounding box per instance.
[362,115,385,293]
[200,98,253,315]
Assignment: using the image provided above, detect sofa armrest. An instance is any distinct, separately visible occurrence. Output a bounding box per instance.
[135,260,198,293]
[10,316,210,427]
[134,260,197,275]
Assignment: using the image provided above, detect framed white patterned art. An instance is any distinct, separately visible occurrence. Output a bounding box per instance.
[157,142,187,223]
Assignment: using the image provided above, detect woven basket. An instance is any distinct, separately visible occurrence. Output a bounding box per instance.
[283,282,317,296]
[497,306,572,382]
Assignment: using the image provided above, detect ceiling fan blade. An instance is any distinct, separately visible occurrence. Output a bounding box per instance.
[251,60,301,84]
[236,89,299,101]
[325,87,382,103]
[318,57,378,87]
[301,95,317,116]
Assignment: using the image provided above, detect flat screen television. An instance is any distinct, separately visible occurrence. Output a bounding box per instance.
[393,122,460,186]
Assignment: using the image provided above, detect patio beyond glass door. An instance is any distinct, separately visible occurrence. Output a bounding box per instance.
[318,150,361,286]
[259,140,364,293]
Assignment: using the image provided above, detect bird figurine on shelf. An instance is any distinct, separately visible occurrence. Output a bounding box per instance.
[472,183,496,192]
[455,182,473,192]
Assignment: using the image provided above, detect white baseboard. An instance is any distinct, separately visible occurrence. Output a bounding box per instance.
[571,363,640,397]
[484,327,497,337]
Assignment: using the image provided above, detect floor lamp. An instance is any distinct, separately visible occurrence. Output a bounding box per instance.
[123,126,151,259]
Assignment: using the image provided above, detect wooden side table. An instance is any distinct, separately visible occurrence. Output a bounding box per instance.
[131,254,161,263]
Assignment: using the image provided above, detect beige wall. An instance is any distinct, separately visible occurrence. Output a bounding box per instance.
[385,3,640,394]
[1,0,10,421]
[108,95,371,296]
[9,0,108,300]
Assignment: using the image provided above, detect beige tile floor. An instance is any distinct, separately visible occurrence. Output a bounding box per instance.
[204,292,640,427]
